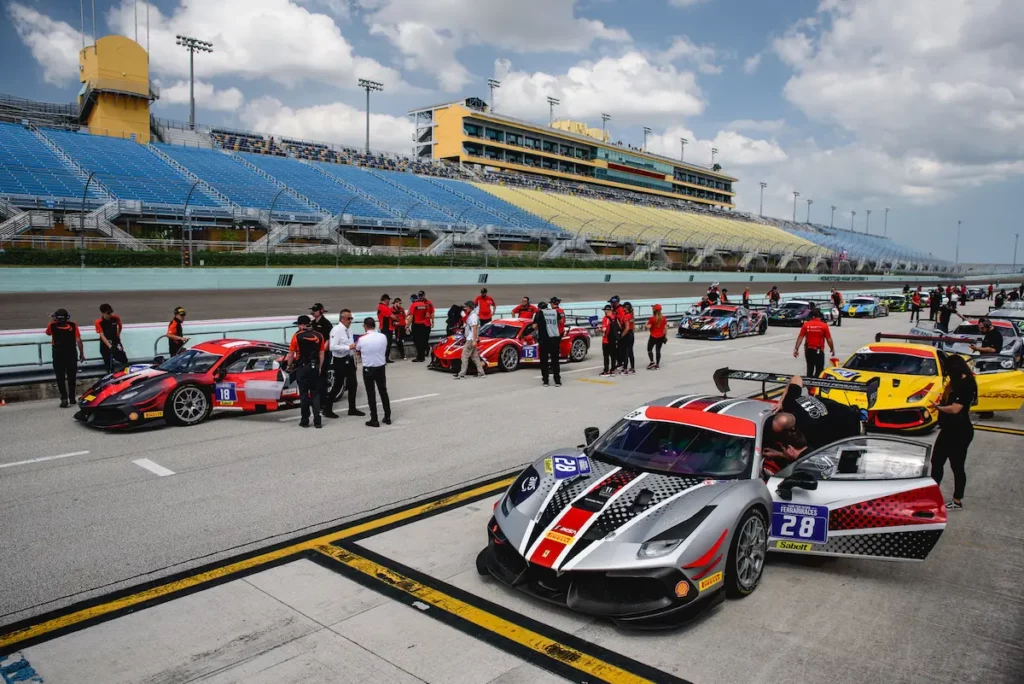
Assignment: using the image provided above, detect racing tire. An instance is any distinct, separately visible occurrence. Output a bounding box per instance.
[728,322,738,339]
[498,345,520,372]
[725,507,768,599]
[166,383,212,427]
[476,548,489,576]
[569,337,588,362]
[758,320,767,335]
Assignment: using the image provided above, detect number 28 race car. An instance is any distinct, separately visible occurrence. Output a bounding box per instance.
[429,317,590,373]
[677,305,768,340]
[478,371,946,627]
[74,339,339,430]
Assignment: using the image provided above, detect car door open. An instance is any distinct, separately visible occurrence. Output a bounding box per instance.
[766,436,946,561]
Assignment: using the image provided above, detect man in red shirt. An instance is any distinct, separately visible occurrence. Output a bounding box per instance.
[600,305,621,376]
[511,296,538,319]
[409,294,430,362]
[474,288,497,326]
[47,308,85,408]
[793,309,835,378]
[377,294,394,363]
[95,303,127,373]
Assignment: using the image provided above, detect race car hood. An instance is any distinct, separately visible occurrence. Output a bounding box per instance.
[80,364,170,405]
[846,302,876,312]
[820,368,939,410]
[681,315,727,329]
[432,335,508,360]
[496,451,737,573]
[769,309,806,320]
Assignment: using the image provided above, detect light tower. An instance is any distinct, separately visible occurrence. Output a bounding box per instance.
[792,191,800,222]
[806,198,813,223]
[866,209,872,234]
[711,147,719,166]
[642,126,652,152]
[680,137,688,161]
[601,113,611,136]
[883,207,890,237]
[547,96,560,125]
[830,205,836,229]
[851,210,856,231]
[758,182,767,217]
[175,35,213,130]
[487,79,500,112]
[358,78,384,154]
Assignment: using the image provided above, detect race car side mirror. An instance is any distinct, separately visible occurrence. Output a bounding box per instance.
[584,427,600,445]
[775,473,818,501]
[153,355,165,365]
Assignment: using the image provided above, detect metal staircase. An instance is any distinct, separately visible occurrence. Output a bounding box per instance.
[84,201,150,250]
[146,145,239,210]
[227,151,328,216]
[244,213,355,253]
[299,161,401,218]
[0,205,53,241]
[423,227,497,256]
[422,176,526,228]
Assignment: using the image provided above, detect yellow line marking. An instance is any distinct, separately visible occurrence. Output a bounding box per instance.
[975,424,1024,436]
[0,477,514,651]
[314,544,660,684]
[578,377,616,385]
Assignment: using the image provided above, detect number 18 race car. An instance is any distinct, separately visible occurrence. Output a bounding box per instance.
[74,339,340,430]
[676,305,768,340]
[430,317,590,374]
[477,371,945,628]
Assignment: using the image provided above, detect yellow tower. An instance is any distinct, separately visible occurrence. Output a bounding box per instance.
[78,35,156,143]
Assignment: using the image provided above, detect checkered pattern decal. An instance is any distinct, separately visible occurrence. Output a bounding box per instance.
[526,461,625,549]
[829,487,944,531]
[816,529,942,560]
[587,474,704,539]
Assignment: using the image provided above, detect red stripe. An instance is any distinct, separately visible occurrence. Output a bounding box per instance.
[644,407,756,438]
[866,345,935,358]
[691,554,723,580]
[683,529,728,569]
[829,486,946,530]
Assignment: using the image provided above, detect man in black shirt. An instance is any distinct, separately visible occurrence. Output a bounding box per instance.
[763,376,863,467]
[287,315,326,428]
[531,300,563,387]
[46,309,85,408]
[970,317,1002,355]
[95,303,127,373]
[309,303,337,418]
[936,300,961,333]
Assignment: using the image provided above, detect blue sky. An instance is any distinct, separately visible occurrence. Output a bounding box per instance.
[4,0,1022,264]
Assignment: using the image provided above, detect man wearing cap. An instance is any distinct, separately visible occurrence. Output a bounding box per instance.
[409,294,429,362]
[377,294,394,363]
[328,308,365,417]
[309,303,337,418]
[532,299,562,387]
[46,309,85,408]
[95,303,127,373]
[287,315,326,428]
[474,288,497,326]
[549,297,566,337]
[167,307,188,356]
[455,301,486,379]
[356,318,391,427]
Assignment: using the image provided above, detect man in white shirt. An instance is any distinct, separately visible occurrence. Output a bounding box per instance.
[355,317,391,427]
[455,300,486,379]
[328,308,365,418]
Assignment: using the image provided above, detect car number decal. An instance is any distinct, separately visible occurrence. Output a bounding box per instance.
[521,344,538,359]
[214,382,237,403]
[552,454,579,480]
[771,502,829,544]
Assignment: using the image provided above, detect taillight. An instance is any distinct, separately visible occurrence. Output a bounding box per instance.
[907,383,934,403]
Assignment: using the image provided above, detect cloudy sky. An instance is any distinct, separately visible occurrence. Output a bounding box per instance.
[4,0,1022,263]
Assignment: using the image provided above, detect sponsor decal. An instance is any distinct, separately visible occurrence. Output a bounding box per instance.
[674,581,690,598]
[577,455,592,475]
[83,394,96,402]
[543,458,553,475]
[128,412,139,421]
[771,502,829,544]
[221,341,252,348]
[554,525,578,536]
[521,344,539,360]
[831,369,860,380]
[127,364,150,373]
[521,475,539,493]
[545,531,574,545]
[143,411,163,419]
[775,540,812,551]
[702,479,727,486]
[698,571,723,592]
[541,549,551,559]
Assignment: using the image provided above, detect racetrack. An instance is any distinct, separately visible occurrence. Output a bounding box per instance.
[1,297,1020,683]
[1,278,916,330]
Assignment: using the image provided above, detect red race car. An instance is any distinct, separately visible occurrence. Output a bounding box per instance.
[74,339,338,429]
[429,318,591,374]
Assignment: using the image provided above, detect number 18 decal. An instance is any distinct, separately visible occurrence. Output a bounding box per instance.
[770,502,828,544]
[215,382,237,403]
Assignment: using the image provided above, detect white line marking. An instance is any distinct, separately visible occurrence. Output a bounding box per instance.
[278,393,440,421]
[0,451,90,470]
[533,364,604,378]
[132,458,176,477]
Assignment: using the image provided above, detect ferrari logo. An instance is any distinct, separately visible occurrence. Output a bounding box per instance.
[542,550,550,559]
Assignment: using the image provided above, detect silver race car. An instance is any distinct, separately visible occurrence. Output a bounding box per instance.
[477,372,946,628]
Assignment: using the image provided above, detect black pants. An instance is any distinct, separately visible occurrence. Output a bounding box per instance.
[479,318,491,327]
[647,336,664,364]
[929,305,939,321]
[412,323,430,361]
[540,338,561,384]
[318,352,333,411]
[100,343,128,374]
[383,328,394,362]
[805,347,825,378]
[936,320,949,333]
[296,364,321,425]
[363,366,390,421]
[619,333,635,371]
[169,340,184,357]
[602,341,618,372]
[332,356,358,412]
[52,353,78,401]
[931,424,973,500]
[910,305,921,322]
[393,327,407,359]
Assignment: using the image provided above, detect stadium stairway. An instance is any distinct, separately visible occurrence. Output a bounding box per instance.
[0,123,106,205]
[227,152,328,217]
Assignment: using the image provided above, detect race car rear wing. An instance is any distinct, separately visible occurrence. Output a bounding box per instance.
[713,367,880,409]
[874,332,973,346]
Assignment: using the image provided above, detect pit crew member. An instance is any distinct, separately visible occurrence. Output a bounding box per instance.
[475,288,497,326]
[793,309,835,378]
[511,296,538,319]
[167,307,188,356]
[971,317,1002,355]
[531,301,561,387]
[309,303,335,418]
[46,308,85,408]
[646,304,667,369]
[95,303,127,373]
[288,315,326,429]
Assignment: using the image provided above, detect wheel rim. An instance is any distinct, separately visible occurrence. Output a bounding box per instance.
[735,515,767,590]
[173,387,207,424]
[501,346,518,370]
[729,324,737,338]
[571,339,586,361]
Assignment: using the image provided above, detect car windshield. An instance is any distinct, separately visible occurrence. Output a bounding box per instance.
[844,352,937,376]
[590,419,753,478]
[479,323,521,339]
[157,350,221,374]
[702,309,735,318]
[851,298,874,305]
[781,303,807,310]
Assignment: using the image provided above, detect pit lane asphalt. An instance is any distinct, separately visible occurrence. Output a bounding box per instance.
[1,299,1021,684]
[1,278,915,330]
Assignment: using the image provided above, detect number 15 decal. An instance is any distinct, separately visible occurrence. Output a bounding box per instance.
[771,502,828,544]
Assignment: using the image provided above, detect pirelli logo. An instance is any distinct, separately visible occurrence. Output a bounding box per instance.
[775,541,813,551]
[698,571,723,592]
[544,531,574,545]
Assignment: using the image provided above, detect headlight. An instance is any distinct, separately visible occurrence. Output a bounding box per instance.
[119,390,141,401]
[638,539,682,559]
[906,383,934,403]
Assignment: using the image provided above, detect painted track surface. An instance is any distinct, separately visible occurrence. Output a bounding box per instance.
[1,298,1020,683]
[1,278,914,329]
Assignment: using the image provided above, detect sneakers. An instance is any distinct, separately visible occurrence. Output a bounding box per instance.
[365,419,380,428]
[628,369,636,375]
[299,421,309,428]
[600,371,611,377]
[945,499,963,511]
[453,375,463,380]
[654,364,660,370]
[59,398,69,408]
[555,381,562,387]
[348,409,366,417]
[314,422,323,429]
[542,381,549,387]
[322,411,340,419]
[646,362,656,370]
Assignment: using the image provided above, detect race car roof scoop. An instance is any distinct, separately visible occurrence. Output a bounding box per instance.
[630,488,654,515]
[713,367,880,409]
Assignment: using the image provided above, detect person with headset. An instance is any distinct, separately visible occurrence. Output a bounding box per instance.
[287,315,326,429]
[46,309,85,408]
[167,307,189,356]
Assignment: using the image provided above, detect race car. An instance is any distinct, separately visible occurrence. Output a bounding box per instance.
[879,294,910,312]
[910,318,1024,366]
[815,335,1024,433]
[74,339,336,429]
[477,380,947,628]
[429,317,590,374]
[677,305,768,340]
[967,287,987,301]
[841,296,889,318]
[767,300,838,327]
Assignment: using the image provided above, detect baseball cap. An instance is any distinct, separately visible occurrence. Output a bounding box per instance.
[310,303,325,312]
[652,304,662,311]
[174,307,187,316]
[603,304,612,311]
[549,296,561,304]
[463,300,475,308]
[417,290,426,297]
[54,308,69,320]
[481,287,488,294]
[609,295,620,303]
[294,315,311,325]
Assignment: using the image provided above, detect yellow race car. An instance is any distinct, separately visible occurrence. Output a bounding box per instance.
[816,336,1024,433]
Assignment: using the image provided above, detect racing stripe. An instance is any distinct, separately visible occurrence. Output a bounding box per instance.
[705,398,746,414]
[675,396,716,409]
[521,462,618,554]
[668,394,702,408]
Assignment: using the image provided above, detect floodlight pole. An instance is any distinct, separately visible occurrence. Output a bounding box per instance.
[805,198,813,223]
[358,78,384,154]
[866,209,872,235]
[851,210,856,231]
[792,191,800,222]
[547,96,560,125]
[830,205,836,229]
[1014,233,1019,270]
[176,35,213,130]
[680,137,688,162]
[883,207,889,237]
[758,182,766,217]
[711,147,718,166]
[955,219,961,263]
[601,113,611,136]
[487,79,501,112]
[642,126,651,152]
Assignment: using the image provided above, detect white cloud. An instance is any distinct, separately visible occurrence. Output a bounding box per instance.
[239,96,415,153]
[8,3,85,86]
[658,36,723,75]
[369,22,470,92]
[669,0,712,8]
[157,80,245,112]
[742,53,762,74]
[646,126,788,168]
[493,53,704,125]
[726,119,785,133]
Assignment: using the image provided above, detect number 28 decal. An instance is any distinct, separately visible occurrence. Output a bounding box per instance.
[770,502,828,544]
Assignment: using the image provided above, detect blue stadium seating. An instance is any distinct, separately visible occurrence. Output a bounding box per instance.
[431,178,554,231]
[310,162,452,222]
[42,129,222,207]
[0,123,104,202]
[238,153,391,218]
[784,224,933,262]
[373,170,512,227]
[157,144,312,213]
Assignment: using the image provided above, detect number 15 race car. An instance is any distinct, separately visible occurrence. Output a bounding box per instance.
[477,372,945,627]
[429,317,590,374]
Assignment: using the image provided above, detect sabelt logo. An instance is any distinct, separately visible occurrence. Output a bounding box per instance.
[698,571,723,592]
[775,540,812,551]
